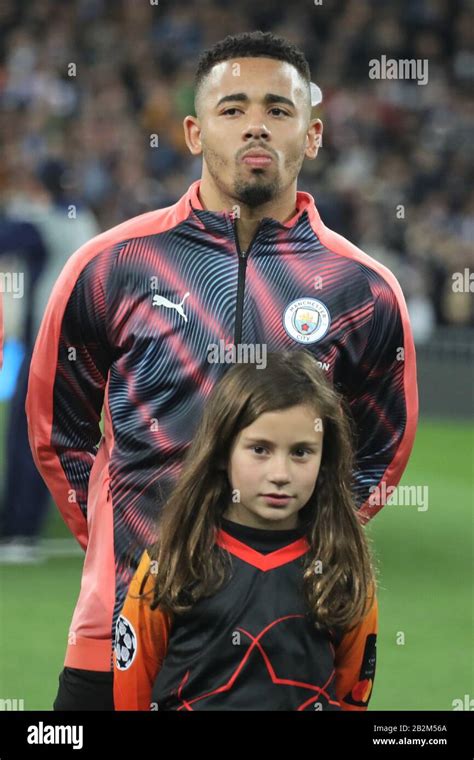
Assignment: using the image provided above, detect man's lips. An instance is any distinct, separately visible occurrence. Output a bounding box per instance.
[241,151,273,166]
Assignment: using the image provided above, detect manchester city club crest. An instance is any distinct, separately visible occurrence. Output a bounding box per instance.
[283,298,331,344]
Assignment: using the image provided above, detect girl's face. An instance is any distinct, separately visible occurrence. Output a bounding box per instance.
[223,404,324,530]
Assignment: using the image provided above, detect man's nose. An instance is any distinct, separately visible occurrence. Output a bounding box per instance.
[243,123,270,139]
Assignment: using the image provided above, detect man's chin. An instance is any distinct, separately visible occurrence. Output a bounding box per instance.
[234,178,278,208]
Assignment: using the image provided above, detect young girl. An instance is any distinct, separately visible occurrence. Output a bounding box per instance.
[113,349,378,711]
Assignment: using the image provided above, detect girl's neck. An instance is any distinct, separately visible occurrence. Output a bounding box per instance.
[221,515,305,536]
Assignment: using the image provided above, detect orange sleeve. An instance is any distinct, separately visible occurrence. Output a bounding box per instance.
[334,592,378,711]
[113,550,172,710]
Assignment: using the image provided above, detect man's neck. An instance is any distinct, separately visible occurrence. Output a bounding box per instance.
[197,179,298,253]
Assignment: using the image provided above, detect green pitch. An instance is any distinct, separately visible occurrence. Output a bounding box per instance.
[0,408,472,710]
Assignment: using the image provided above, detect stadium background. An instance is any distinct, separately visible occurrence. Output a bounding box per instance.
[0,0,472,711]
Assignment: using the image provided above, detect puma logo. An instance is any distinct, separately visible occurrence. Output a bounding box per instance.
[152,291,190,322]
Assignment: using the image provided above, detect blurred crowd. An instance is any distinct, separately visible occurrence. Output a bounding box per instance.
[0,0,473,347]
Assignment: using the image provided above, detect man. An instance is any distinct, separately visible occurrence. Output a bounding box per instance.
[0,213,47,561]
[0,292,3,370]
[26,31,418,710]
[0,161,99,562]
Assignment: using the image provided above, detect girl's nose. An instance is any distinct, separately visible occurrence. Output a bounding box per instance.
[269,465,291,484]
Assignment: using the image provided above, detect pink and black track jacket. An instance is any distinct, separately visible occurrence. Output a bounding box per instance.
[26,179,418,672]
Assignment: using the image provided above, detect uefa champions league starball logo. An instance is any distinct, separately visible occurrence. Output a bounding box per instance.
[114,615,137,671]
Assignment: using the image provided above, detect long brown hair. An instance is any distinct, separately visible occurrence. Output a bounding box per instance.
[141,350,377,633]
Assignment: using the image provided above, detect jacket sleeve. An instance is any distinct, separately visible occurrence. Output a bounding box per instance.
[114,550,172,711]
[347,274,419,524]
[335,593,378,711]
[25,245,114,550]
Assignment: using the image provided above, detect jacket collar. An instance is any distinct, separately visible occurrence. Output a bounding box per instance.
[183,179,322,237]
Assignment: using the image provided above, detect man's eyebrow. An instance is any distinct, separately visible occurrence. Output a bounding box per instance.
[215,93,296,109]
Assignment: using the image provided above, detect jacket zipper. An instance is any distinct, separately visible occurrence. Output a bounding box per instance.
[232,218,261,345]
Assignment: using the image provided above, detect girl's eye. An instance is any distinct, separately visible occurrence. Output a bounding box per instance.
[251,446,311,457]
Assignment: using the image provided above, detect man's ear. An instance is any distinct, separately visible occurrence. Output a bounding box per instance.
[183,115,203,156]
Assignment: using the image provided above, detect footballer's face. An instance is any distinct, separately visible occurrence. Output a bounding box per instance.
[184,57,322,209]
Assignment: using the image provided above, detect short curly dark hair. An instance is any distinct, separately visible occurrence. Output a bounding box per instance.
[193,31,311,118]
